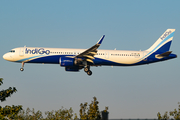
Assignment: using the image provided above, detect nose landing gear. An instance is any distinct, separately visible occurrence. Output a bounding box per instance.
[20,68,24,71]
[20,62,24,71]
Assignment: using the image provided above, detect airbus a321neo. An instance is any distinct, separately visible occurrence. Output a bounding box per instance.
[3,29,177,76]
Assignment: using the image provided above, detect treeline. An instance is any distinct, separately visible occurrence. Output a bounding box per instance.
[0,78,108,120]
[3,107,78,120]
[1,78,180,120]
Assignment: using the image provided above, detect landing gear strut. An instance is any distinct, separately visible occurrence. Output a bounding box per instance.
[84,66,89,72]
[20,62,24,71]
[84,66,92,76]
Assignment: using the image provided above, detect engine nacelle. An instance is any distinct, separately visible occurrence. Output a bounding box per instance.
[65,67,79,72]
[59,57,75,67]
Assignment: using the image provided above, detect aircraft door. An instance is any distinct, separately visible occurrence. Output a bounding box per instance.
[19,47,25,56]
[105,52,109,59]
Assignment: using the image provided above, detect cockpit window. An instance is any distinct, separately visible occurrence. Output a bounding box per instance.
[10,50,15,53]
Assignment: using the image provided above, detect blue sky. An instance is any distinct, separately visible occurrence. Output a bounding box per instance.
[1,0,180,119]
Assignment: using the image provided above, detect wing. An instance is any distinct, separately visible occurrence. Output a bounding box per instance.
[75,35,105,63]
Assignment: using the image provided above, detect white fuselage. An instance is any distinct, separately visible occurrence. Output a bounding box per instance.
[4,47,146,65]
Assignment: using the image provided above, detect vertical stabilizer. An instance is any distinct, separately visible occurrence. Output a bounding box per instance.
[146,29,175,53]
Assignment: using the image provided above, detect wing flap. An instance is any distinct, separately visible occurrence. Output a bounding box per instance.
[83,55,95,59]
[89,52,97,55]
[86,59,94,63]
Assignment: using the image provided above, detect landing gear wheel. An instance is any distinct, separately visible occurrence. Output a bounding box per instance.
[20,68,24,71]
[87,70,92,76]
[84,67,89,72]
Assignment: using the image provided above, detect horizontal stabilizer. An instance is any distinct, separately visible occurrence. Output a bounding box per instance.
[157,51,172,57]
[155,51,172,59]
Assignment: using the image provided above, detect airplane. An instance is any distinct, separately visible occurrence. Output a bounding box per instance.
[3,29,177,76]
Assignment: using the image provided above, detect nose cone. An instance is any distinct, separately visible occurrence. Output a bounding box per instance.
[3,53,8,60]
[3,53,13,61]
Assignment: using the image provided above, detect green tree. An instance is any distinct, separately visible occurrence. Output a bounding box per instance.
[17,107,78,120]
[157,112,162,120]
[169,102,180,120]
[157,102,180,120]
[80,97,101,120]
[157,111,169,120]
[0,78,22,120]
[45,107,77,120]
[0,78,17,102]
[17,107,43,120]
[80,102,88,119]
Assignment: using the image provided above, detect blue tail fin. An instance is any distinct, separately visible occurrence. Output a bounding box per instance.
[146,29,175,53]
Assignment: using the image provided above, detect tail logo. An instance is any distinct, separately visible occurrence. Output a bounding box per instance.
[160,31,172,40]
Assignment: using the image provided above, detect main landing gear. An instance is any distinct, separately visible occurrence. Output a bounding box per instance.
[20,62,24,71]
[84,66,92,76]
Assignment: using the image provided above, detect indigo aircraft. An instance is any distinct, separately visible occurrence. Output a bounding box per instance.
[3,29,177,76]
